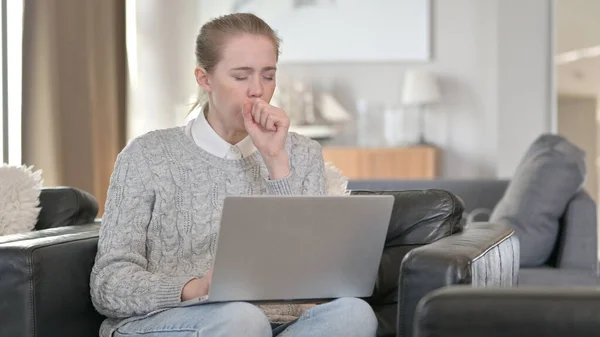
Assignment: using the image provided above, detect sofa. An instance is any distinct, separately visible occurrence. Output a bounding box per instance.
[406,181,598,337]
[0,187,102,337]
[414,286,600,337]
[0,186,517,337]
[348,179,598,286]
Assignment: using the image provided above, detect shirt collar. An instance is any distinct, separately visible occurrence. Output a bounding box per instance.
[190,108,257,159]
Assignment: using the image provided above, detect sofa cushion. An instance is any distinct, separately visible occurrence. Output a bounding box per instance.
[348,179,509,214]
[36,187,99,230]
[490,134,586,267]
[351,189,465,247]
[0,165,43,236]
[553,190,597,270]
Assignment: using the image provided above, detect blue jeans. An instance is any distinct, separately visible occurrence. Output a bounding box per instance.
[113,297,378,337]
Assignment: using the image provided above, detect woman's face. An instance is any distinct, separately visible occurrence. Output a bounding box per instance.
[197,33,277,134]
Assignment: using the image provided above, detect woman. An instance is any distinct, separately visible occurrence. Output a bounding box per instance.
[90,13,377,337]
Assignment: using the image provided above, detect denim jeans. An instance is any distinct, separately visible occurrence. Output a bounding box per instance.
[113,297,378,337]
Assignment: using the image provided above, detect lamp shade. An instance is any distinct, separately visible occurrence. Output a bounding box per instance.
[401,69,441,105]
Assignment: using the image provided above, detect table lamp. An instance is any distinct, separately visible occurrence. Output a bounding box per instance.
[401,69,441,145]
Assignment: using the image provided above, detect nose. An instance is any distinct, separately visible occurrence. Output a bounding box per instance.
[247,75,263,98]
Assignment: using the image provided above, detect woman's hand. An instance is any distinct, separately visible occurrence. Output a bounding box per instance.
[242,99,291,179]
[181,269,213,301]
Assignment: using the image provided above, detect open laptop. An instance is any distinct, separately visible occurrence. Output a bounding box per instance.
[181,194,394,306]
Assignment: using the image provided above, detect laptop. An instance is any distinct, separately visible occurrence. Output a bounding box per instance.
[181,194,394,306]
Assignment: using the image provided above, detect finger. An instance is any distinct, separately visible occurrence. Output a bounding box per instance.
[260,107,270,128]
[265,114,276,131]
[253,105,262,127]
[252,100,264,125]
[242,101,253,120]
[253,99,271,124]
[270,110,290,129]
[242,101,255,128]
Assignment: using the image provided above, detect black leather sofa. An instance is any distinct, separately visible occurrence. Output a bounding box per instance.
[0,187,103,337]
[349,179,598,286]
[0,187,517,337]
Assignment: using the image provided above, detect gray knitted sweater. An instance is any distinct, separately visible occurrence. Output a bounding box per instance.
[90,126,326,336]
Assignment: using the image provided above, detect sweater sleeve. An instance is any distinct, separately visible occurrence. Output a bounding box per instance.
[90,140,195,319]
[266,136,327,196]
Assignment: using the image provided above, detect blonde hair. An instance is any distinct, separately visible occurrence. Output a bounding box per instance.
[191,13,281,113]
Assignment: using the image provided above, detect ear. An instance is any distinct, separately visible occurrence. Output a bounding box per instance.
[195,67,211,93]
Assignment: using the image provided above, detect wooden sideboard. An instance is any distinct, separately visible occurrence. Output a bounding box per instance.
[322,146,440,180]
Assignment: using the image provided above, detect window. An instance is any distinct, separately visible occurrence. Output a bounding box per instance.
[1,0,23,165]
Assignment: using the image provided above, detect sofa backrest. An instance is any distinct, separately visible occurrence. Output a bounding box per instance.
[348,179,509,213]
[550,190,598,270]
[36,187,99,230]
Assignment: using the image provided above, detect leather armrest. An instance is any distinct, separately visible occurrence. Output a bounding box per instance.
[415,286,600,337]
[397,222,519,337]
[0,224,104,337]
[351,189,465,337]
[0,220,101,245]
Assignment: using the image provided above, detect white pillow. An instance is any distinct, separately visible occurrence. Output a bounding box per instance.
[324,162,350,196]
[0,165,43,235]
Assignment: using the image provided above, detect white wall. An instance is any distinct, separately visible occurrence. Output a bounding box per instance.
[557,95,598,201]
[280,0,555,178]
[127,0,555,179]
[495,0,555,178]
[280,0,500,178]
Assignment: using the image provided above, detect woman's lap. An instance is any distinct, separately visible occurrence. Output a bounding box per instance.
[114,302,271,337]
[114,298,377,337]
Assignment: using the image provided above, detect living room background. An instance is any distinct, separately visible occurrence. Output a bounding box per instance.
[0,0,598,213]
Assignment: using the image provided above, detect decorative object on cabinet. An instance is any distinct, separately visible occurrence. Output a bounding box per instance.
[273,77,351,141]
[401,69,441,145]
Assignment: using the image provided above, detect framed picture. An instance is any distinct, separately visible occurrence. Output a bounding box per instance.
[198,0,431,63]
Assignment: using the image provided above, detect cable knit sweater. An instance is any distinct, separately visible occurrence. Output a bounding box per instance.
[90,126,326,337]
